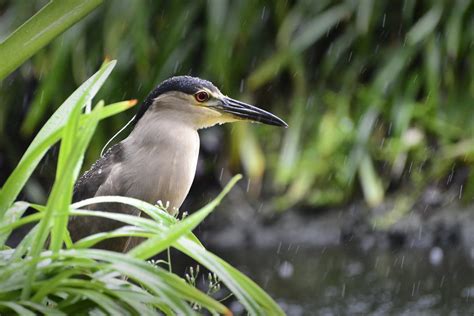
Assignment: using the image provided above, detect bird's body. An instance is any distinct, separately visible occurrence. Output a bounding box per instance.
[70,76,287,252]
[71,89,202,251]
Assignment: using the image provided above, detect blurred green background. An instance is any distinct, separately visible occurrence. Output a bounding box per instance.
[1,0,473,213]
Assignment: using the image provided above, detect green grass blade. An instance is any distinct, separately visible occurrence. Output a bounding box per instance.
[445,1,469,59]
[73,226,152,249]
[0,0,103,80]
[358,153,384,207]
[175,238,285,315]
[54,279,156,314]
[18,301,65,316]
[69,209,168,233]
[10,225,39,263]
[129,175,242,259]
[71,198,204,246]
[356,0,374,34]
[72,196,174,224]
[0,212,43,236]
[68,208,199,248]
[291,4,351,52]
[406,4,443,45]
[0,301,36,316]
[247,51,289,91]
[20,37,72,137]
[0,60,116,219]
[30,269,78,303]
[374,49,413,94]
[49,101,104,251]
[61,288,131,315]
[0,202,29,246]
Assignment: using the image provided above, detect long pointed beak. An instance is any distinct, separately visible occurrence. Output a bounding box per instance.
[218,96,288,127]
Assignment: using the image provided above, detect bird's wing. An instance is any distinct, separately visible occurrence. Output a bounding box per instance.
[72,143,123,202]
[70,143,130,250]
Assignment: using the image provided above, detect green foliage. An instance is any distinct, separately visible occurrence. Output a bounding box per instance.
[259,1,474,209]
[0,62,284,314]
[1,1,473,208]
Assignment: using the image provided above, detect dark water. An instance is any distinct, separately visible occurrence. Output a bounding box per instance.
[212,245,474,315]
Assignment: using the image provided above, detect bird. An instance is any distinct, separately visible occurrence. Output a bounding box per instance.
[70,76,287,252]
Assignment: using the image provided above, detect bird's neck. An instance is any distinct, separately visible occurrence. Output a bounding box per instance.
[119,110,200,210]
[130,108,197,142]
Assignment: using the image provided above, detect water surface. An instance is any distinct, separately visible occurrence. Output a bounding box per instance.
[213,245,474,315]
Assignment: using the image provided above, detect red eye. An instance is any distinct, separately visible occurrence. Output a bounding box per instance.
[195,91,209,102]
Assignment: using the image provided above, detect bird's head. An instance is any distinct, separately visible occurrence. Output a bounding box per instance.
[134,76,287,129]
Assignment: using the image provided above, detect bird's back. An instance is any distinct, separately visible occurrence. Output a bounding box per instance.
[70,143,132,251]
[73,143,123,202]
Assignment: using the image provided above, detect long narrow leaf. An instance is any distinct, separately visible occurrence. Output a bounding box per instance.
[0,0,103,80]
[176,238,285,315]
[175,238,284,315]
[0,302,36,316]
[0,60,116,218]
[50,101,105,251]
[0,202,29,246]
[129,175,242,259]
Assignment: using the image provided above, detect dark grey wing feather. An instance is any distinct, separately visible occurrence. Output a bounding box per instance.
[73,143,123,202]
[69,143,128,251]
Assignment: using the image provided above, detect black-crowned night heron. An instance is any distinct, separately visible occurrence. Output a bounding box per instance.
[71,76,287,251]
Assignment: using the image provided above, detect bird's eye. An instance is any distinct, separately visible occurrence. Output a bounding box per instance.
[195,91,209,103]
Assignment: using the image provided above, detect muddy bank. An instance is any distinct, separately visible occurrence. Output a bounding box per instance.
[198,186,474,257]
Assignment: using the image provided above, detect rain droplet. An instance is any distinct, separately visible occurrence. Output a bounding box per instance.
[430,246,444,266]
[278,261,294,279]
